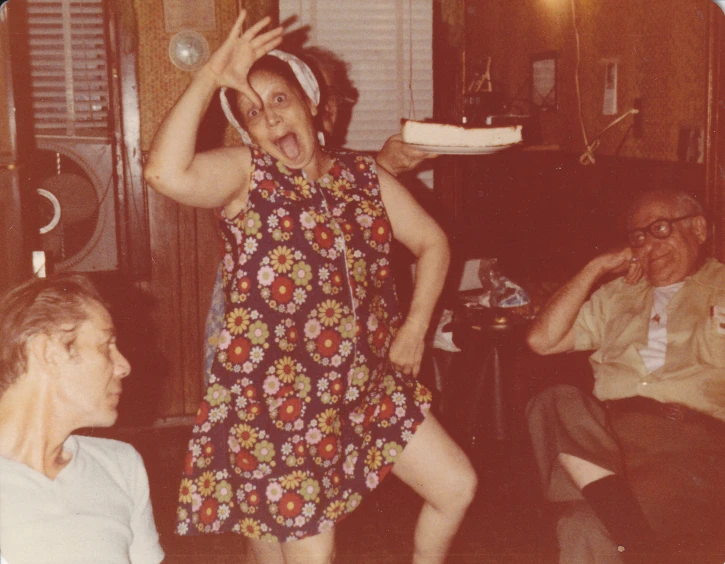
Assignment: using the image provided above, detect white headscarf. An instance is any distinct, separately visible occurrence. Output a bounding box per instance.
[218,49,324,145]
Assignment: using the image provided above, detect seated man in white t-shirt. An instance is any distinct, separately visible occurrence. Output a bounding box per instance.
[0,274,165,564]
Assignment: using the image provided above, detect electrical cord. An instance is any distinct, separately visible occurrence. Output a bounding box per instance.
[615,123,634,156]
[571,0,639,165]
[578,109,640,165]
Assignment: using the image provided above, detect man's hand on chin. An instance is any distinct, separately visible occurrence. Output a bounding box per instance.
[589,248,643,285]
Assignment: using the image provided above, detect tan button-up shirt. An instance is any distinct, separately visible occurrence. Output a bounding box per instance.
[574,258,725,421]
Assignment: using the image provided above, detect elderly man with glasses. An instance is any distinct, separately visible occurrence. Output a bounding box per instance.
[526,189,725,563]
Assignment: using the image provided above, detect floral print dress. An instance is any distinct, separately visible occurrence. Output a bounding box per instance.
[177,148,432,542]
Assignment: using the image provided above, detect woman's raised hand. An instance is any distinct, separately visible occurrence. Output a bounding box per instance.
[205,10,284,107]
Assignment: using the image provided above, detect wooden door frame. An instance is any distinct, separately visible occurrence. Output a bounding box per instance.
[108,0,151,279]
[706,3,725,260]
[1,2,32,293]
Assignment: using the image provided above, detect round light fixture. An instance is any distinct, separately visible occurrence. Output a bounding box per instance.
[168,30,210,72]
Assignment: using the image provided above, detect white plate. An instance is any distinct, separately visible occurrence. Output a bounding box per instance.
[405,142,522,155]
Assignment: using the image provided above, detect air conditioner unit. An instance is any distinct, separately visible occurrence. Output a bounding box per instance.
[34,142,118,272]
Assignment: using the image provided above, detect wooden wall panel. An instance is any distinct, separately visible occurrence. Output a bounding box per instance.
[0,5,14,165]
[178,205,202,414]
[135,0,234,151]
[135,0,277,152]
[132,0,275,419]
[465,0,711,162]
[0,7,28,294]
[706,3,725,260]
[146,193,184,417]
[0,170,26,294]
[433,0,466,220]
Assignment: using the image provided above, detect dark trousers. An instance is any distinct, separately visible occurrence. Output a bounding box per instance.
[527,385,725,564]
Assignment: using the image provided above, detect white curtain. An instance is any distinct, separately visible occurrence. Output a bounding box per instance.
[279,0,434,187]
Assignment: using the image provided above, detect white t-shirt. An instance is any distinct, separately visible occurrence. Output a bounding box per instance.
[0,435,164,564]
[638,281,684,373]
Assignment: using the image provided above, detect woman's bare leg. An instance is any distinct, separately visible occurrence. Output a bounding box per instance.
[279,529,335,564]
[247,538,284,564]
[243,541,255,564]
[392,412,478,564]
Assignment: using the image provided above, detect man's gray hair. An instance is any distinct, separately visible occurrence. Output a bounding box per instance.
[626,189,705,228]
[672,191,705,217]
[0,273,106,394]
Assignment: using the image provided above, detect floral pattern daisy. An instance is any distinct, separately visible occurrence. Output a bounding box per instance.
[178,148,431,543]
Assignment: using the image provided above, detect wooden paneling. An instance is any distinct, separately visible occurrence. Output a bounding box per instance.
[706,3,725,260]
[452,151,705,282]
[1,2,31,292]
[111,0,151,279]
[433,0,723,288]
[0,170,27,294]
[0,5,15,166]
[135,0,277,152]
[463,0,711,162]
[140,190,220,418]
[433,0,466,223]
[132,0,272,418]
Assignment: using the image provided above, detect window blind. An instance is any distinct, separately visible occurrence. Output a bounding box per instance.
[279,0,433,186]
[26,0,110,139]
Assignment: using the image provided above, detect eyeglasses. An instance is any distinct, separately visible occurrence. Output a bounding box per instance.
[627,215,696,248]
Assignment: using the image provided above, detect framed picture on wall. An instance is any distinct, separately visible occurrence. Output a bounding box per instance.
[531,51,558,111]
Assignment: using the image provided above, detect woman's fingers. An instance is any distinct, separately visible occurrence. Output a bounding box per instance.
[252,27,284,48]
[392,355,422,377]
[237,85,263,114]
[227,9,248,43]
[242,14,274,40]
[250,27,284,57]
[389,335,424,377]
[228,17,283,89]
[207,10,249,76]
[213,15,282,100]
[242,15,284,57]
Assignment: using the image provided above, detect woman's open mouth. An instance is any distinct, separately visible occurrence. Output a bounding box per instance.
[274,132,301,161]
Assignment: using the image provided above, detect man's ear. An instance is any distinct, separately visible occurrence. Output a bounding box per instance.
[27,333,67,373]
[693,215,708,244]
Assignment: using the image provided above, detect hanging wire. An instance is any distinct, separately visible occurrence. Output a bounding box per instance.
[571,0,594,164]
[615,123,634,157]
[407,0,416,119]
[571,0,639,165]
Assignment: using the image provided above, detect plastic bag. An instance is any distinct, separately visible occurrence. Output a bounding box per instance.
[477,258,530,308]
[432,308,461,352]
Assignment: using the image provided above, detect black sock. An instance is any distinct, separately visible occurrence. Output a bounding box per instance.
[581,474,655,555]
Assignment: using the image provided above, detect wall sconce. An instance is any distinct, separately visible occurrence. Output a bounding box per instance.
[168,30,210,72]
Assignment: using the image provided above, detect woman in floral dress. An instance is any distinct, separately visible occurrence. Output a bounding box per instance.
[145,11,477,564]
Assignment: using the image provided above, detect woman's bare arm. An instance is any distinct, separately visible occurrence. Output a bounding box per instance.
[143,11,282,210]
[378,167,450,377]
[144,68,250,209]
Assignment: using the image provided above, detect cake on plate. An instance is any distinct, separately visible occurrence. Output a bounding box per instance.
[401,120,522,148]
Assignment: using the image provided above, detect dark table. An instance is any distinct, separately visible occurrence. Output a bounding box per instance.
[439,303,531,447]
